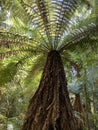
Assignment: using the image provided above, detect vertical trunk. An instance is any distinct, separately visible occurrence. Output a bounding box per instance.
[92,82,97,130]
[83,74,90,130]
[73,94,84,130]
[73,65,84,130]
[73,94,83,113]
[22,50,77,130]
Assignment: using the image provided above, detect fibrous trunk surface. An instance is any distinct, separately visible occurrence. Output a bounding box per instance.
[22,50,77,130]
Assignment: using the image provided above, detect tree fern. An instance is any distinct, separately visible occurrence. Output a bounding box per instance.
[0,0,98,130]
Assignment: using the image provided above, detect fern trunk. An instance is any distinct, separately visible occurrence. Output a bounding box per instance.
[22,50,77,130]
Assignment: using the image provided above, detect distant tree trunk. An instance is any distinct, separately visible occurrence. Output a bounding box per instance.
[73,94,83,114]
[22,50,77,130]
[73,65,84,130]
[73,94,84,130]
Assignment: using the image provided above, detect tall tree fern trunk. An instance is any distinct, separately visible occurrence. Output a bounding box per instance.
[22,50,77,130]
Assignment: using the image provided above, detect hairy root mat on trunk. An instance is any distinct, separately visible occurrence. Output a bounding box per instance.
[22,50,77,130]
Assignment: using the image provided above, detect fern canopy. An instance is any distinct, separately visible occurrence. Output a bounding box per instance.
[0,0,98,86]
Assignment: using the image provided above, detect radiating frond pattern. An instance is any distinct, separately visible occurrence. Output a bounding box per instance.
[1,0,97,52]
[18,0,83,49]
[0,0,98,86]
[59,23,98,52]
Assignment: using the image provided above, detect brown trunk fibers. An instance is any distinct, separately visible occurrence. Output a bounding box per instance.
[22,50,77,130]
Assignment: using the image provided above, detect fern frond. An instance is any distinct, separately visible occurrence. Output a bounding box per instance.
[62,50,82,67]
[59,23,98,52]
[0,30,39,46]
[0,46,42,60]
[17,0,88,50]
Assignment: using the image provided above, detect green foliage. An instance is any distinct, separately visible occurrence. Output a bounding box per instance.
[0,114,7,123]
[0,0,98,129]
[0,62,18,86]
[0,80,34,129]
